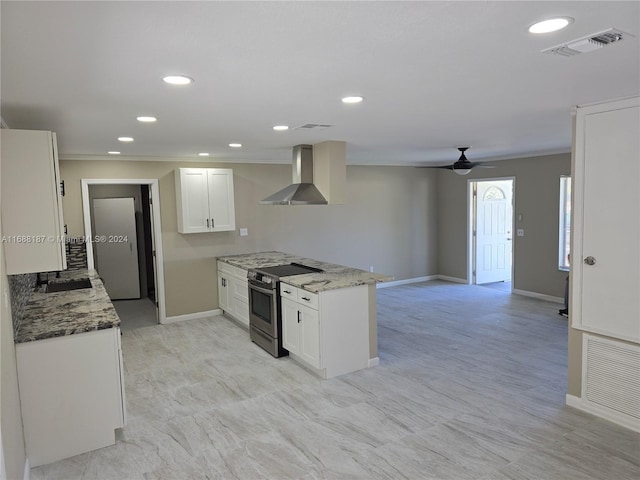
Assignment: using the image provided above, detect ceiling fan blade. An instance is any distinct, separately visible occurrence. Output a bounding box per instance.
[415,165,455,169]
[470,163,496,168]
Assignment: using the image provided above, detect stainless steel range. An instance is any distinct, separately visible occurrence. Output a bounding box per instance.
[247,263,324,357]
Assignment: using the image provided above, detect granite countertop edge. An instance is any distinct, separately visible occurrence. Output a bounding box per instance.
[217,251,394,293]
[14,269,121,344]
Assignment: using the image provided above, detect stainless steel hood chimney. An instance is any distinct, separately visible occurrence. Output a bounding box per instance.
[259,145,328,205]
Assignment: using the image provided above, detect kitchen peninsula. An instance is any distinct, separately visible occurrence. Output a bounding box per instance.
[14,270,125,467]
[217,251,392,378]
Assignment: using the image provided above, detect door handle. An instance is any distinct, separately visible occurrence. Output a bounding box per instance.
[584,256,596,266]
[129,242,133,252]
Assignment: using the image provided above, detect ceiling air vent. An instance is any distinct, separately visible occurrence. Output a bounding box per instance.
[542,28,632,57]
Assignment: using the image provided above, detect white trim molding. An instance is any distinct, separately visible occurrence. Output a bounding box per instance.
[23,458,30,480]
[437,275,468,284]
[566,394,640,433]
[368,357,380,367]
[512,288,563,304]
[376,275,438,288]
[163,309,221,324]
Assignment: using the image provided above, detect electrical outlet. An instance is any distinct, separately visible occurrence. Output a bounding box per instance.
[517,228,525,237]
[239,228,248,237]
[369,265,374,272]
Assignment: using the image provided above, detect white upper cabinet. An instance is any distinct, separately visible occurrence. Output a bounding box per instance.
[1,129,67,274]
[175,168,236,233]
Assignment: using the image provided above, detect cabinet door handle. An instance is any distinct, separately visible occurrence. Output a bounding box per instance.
[211,218,215,228]
[283,290,292,294]
[206,218,210,228]
[60,180,65,197]
[297,311,301,323]
[302,296,311,301]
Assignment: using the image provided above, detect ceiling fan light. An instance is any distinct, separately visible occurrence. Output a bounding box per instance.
[454,168,472,176]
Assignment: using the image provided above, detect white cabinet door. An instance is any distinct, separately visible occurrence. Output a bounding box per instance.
[1,129,66,274]
[16,328,124,467]
[282,297,300,354]
[299,304,320,368]
[218,273,230,312]
[208,169,236,232]
[176,168,235,234]
[176,168,210,233]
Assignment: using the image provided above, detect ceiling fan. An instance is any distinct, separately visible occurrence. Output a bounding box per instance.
[422,147,495,175]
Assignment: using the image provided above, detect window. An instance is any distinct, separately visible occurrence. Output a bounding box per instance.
[558,176,571,270]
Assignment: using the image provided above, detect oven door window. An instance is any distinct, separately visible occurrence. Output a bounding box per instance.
[250,288,273,325]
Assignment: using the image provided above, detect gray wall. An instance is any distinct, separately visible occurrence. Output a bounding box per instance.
[437,153,571,297]
[60,160,439,317]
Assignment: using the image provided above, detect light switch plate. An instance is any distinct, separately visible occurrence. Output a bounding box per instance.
[517,228,525,237]
[239,228,248,237]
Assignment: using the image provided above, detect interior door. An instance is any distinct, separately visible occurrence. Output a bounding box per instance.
[93,198,140,299]
[147,187,159,321]
[577,102,639,341]
[475,180,513,284]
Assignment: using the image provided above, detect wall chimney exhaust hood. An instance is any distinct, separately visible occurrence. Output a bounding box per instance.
[260,144,328,205]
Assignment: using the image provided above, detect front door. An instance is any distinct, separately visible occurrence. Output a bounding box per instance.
[474,180,513,284]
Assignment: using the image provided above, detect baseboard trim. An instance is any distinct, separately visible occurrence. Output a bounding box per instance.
[566,394,640,432]
[23,458,30,480]
[162,309,221,324]
[513,289,563,304]
[368,357,380,367]
[377,276,438,288]
[437,275,468,284]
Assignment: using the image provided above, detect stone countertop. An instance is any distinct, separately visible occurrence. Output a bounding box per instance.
[14,269,120,344]
[217,251,393,293]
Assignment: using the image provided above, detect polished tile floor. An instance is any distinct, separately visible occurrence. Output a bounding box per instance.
[112,297,158,331]
[32,281,640,479]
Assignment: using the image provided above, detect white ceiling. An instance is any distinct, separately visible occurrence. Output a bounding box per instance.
[1,1,638,165]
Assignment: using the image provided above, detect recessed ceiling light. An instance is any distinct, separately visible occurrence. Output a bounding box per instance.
[108,151,121,155]
[342,96,364,104]
[229,143,242,148]
[162,75,194,85]
[136,116,157,123]
[273,125,289,131]
[198,152,210,157]
[118,136,134,142]
[528,17,573,34]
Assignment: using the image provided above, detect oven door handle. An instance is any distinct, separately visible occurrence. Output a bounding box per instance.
[248,282,275,295]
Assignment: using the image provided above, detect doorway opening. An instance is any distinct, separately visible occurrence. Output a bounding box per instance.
[468,178,515,290]
[81,179,166,326]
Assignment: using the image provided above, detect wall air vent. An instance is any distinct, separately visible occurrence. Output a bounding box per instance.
[293,124,332,130]
[542,28,632,57]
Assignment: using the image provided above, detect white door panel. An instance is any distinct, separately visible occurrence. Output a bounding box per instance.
[579,105,639,341]
[93,198,140,300]
[475,180,513,284]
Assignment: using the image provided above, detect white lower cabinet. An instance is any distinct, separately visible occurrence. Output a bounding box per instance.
[15,327,126,467]
[217,261,249,327]
[281,283,369,378]
[282,296,321,368]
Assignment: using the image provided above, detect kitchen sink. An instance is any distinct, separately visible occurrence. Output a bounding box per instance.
[45,278,93,293]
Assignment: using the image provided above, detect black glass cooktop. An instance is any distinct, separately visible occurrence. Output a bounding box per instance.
[256,262,324,278]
